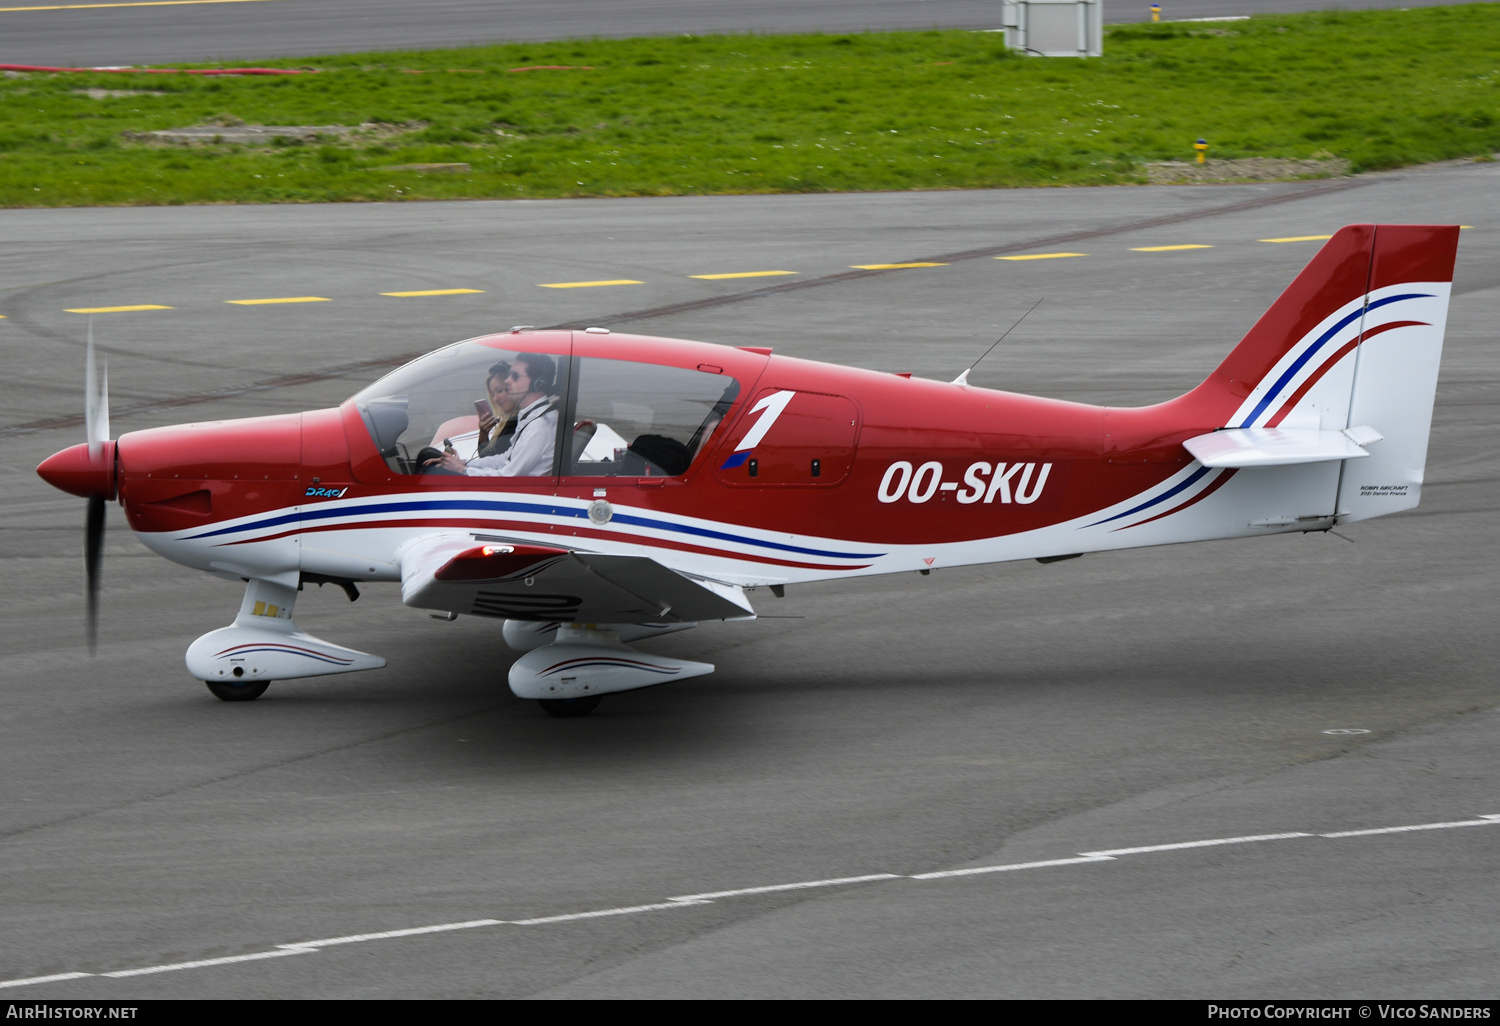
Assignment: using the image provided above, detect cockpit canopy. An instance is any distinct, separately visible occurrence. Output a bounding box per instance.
[350,338,741,478]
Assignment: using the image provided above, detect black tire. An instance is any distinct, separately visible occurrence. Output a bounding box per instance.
[206,678,270,702]
[538,695,602,718]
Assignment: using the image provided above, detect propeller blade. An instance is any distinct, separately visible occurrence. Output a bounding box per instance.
[82,318,110,654]
[84,318,111,454]
[85,318,99,455]
[85,494,104,655]
[98,359,110,451]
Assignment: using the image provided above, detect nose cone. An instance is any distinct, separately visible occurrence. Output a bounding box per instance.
[37,441,116,499]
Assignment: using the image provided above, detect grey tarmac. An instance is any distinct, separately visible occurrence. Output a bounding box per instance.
[1,0,1493,68]
[0,159,1497,997]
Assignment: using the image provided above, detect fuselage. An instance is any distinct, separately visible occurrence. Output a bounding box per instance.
[107,327,1249,591]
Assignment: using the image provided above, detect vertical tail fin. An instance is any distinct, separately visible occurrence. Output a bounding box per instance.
[1176,224,1458,522]
[1196,224,1376,431]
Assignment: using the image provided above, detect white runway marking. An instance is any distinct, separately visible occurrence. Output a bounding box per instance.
[511,899,711,926]
[672,873,902,901]
[1320,814,1500,839]
[1079,832,1312,857]
[0,972,93,988]
[911,855,1114,880]
[3,811,1495,991]
[101,947,308,977]
[286,919,506,949]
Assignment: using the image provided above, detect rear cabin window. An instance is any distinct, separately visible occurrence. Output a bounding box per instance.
[565,357,739,478]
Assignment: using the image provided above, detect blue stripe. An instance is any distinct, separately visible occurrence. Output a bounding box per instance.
[188,497,885,561]
[1088,465,1212,528]
[1237,293,1429,428]
[720,450,751,469]
[188,498,583,539]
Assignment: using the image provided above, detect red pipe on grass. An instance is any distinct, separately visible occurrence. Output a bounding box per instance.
[0,64,314,75]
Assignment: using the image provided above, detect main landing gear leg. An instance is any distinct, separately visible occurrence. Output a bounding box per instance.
[198,577,301,703]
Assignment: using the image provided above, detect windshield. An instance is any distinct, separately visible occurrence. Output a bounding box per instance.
[351,340,569,476]
[351,339,742,479]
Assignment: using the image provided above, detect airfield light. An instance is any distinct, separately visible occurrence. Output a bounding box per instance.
[1151,4,1161,21]
[1194,138,1208,164]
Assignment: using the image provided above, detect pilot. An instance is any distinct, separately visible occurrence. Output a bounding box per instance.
[476,360,518,459]
[428,353,559,477]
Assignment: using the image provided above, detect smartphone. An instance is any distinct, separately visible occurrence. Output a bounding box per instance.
[474,398,492,418]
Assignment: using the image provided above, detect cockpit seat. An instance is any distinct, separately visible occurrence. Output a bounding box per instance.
[628,434,692,477]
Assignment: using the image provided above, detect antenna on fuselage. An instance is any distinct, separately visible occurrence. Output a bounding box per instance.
[952,297,1044,386]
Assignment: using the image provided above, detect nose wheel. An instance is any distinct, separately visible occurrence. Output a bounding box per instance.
[537,695,602,718]
[206,678,270,702]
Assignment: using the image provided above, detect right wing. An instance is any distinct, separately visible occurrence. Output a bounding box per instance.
[398,534,756,623]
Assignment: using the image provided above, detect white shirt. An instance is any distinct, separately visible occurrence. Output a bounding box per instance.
[465,397,558,477]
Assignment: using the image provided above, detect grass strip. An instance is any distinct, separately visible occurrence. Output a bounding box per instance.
[1,5,1498,207]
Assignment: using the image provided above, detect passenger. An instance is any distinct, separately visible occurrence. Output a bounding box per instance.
[476,360,518,459]
[427,353,559,477]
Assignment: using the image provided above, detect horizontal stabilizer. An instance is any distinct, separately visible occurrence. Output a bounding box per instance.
[1183,427,1379,468]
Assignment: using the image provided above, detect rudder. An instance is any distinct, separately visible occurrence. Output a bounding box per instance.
[1335,225,1459,522]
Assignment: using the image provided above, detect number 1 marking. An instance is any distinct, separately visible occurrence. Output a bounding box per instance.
[735,390,796,451]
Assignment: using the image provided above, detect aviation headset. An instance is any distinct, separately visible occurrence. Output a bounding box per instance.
[516,352,557,395]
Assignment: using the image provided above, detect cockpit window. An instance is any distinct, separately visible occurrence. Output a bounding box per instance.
[565,357,740,477]
[351,341,569,476]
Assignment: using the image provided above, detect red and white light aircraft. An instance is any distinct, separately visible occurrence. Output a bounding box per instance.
[37,224,1458,716]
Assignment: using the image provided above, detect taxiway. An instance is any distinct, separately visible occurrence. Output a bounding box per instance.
[0,160,1496,997]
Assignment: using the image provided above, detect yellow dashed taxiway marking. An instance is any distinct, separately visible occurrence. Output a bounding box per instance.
[381,289,485,297]
[538,280,643,289]
[690,271,797,280]
[65,304,173,313]
[997,253,1087,261]
[1130,245,1213,252]
[0,0,283,12]
[1260,235,1333,243]
[851,262,948,270]
[226,296,330,305]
